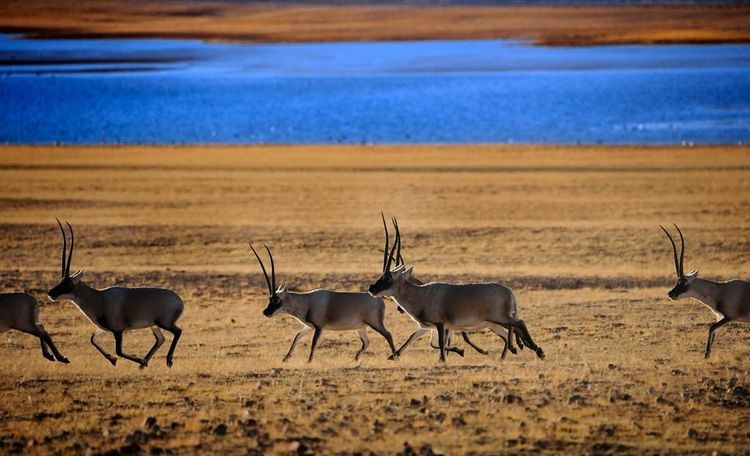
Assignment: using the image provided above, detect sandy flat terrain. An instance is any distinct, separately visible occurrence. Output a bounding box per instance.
[1,0,750,46]
[1,145,750,454]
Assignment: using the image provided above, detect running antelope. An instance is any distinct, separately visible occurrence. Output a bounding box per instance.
[369,219,545,362]
[660,224,750,358]
[47,220,184,368]
[251,244,397,362]
[385,216,521,359]
[0,293,69,363]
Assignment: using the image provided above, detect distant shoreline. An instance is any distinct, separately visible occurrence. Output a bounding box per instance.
[1,1,750,46]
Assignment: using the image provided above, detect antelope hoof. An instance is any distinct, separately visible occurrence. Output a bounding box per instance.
[478,349,489,356]
[43,353,55,362]
[282,356,291,363]
[455,348,465,358]
[536,348,546,360]
[57,356,71,364]
[509,346,518,355]
[704,351,711,359]
[166,358,174,368]
[139,361,149,370]
[388,353,399,361]
[108,357,118,366]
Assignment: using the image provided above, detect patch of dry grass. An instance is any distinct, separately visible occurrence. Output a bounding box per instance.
[1,145,750,454]
[1,0,750,46]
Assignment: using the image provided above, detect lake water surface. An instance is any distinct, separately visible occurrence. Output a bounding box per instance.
[1,35,749,144]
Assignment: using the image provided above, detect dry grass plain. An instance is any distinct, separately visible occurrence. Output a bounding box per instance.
[2,0,750,46]
[1,145,750,454]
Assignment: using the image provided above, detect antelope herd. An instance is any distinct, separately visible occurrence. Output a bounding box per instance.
[1,217,748,366]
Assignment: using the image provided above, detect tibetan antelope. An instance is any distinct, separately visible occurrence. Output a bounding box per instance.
[251,244,397,362]
[48,220,184,368]
[369,219,545,362]
[0,293,69,363]
[660,224,750,358]
[385,216,522,360]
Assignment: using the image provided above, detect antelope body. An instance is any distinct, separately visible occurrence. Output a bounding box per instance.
[48,221,183,368]
[661,224,750,358]
[370,217,545,362]
[0,292,69,363]
[252,244,397,362]
[384,217,522,359]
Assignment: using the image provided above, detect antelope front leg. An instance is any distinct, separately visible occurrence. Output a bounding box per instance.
[705,316,732,359]
[436,323,446,363]
[113,331,146,366]
[430,331,464,357]
[284,327,312,362]
[91,329,118,366]
[461,332,488,355]
[308,327,323,363]
[391,327,429,360]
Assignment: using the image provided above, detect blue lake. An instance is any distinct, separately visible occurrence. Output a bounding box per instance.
[0,34,749,144]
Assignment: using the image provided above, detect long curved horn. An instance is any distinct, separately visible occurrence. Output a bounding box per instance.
[659,225,681,278]
[250,244,273,296]
[264,244,276,292]
[392,217,403,267]
[381,212,389,272]
[65,221,74,277]
[674,224,685,277]
[55,218,67,278]
[386,217,400,271]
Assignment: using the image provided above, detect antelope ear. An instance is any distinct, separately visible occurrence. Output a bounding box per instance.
[686,270,699,278]
[404,267,414,278]
[277,285,287,295]
[70,269,84,281]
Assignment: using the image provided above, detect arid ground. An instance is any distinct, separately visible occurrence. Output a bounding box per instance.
[1,145,750,454]
[2,0,750,46]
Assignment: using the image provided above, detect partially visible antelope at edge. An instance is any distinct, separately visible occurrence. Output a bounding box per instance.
[384,216,523,360]
[660,224,750,359]
[369,217,545,362]
[251,244,397,362]
[47,220,184,368]
[0,292,69,363]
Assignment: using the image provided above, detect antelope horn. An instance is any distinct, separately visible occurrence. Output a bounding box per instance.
[392,217,403,267]
[381,212,389,273]
[65,221,74,278]
[55,218,67,279]
[659,225,681,278]
[674,224,686,277]
[250,244,273,296]
[264,244,276,292]
[386,217,400,271]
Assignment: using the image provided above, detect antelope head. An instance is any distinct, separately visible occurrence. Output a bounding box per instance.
[251,244,286,317]
[48,219,84,301]
[660,224,698,300]
[369,214,412,296]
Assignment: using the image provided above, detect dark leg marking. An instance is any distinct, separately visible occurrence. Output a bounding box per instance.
[308,327,323,363]
[436,323,446,363]
[705,316,732,359]
[163,325,182,368]
[114,331,145,366]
